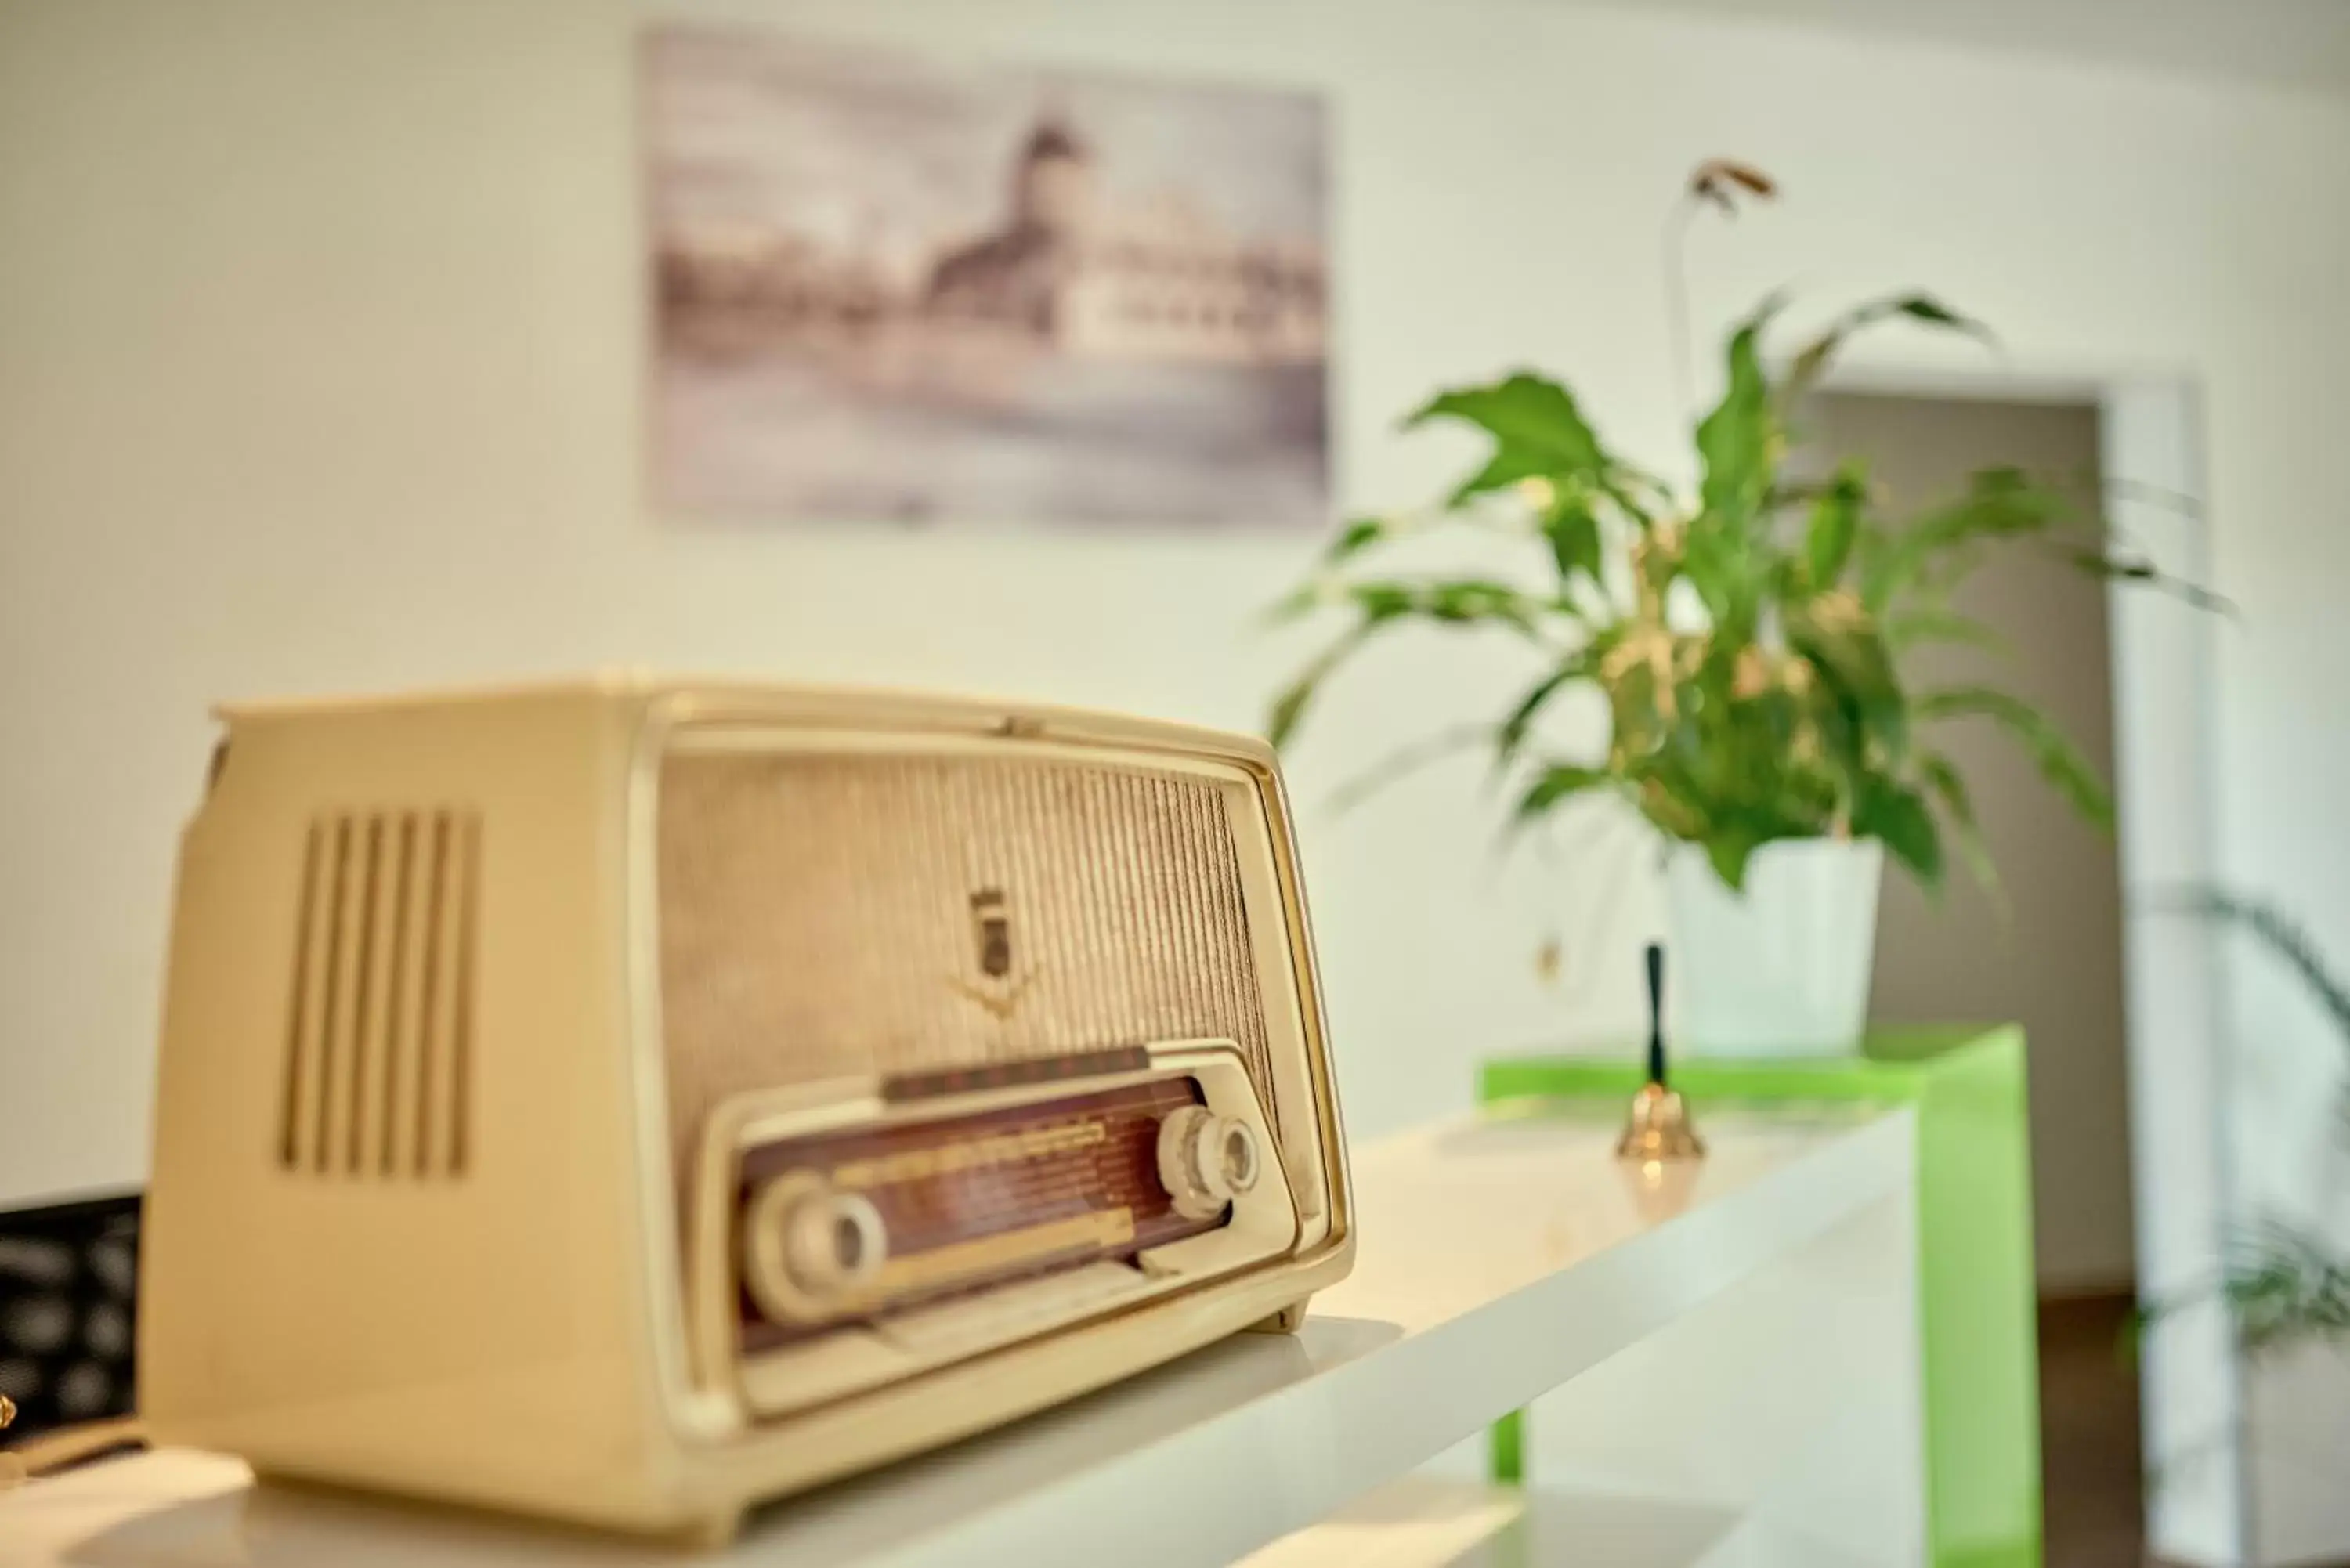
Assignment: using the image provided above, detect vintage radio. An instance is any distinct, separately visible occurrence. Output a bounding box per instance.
[140,678,1353,1540]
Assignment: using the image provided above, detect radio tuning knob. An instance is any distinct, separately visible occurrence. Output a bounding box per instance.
[1157,1105,1262,1221]
[743,1174,889,1325]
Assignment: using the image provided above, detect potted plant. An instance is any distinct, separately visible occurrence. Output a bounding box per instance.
[2184,894,2350,1351]
[1268,163,2196,1055]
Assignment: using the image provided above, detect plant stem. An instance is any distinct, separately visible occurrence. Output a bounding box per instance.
[1661,196,1701,421]
[1321,723,1497,817]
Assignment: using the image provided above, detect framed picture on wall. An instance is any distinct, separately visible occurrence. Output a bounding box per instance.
[641,26,1330,528]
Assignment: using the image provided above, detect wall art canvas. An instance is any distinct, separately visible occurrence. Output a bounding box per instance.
[642,26,1330,527]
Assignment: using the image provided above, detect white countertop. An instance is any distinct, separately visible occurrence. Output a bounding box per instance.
[0,1101,1911,1568]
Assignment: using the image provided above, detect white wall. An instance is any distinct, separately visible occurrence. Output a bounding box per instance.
[5,5,2350,1552]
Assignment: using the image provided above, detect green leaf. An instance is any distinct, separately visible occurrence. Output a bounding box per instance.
[1918,750,2006,911]
[1496,658,1591,766]
[2065,548,2239,616]
[1885,609,2008,656]
[1324,515,1390,563]
[1268,574,1561,749]
[1854,779,1943,887]
[2182,893,2350,1046]
[1410,373,1616,507]
[1336,578,1553,636]
[1695,296,1782,525]
[1266,629,1364,750]
[1261,579,1329,627]
[1891,295,1976,330]
[1265,676,1316,752]
[1513,763,1609,824]
[1605,466,1676,529]
[2222,1222,2350,1353]
[1416,579,1544,630]
[1679,519,1750,630]
[1802,461,1867,591]
[1701,821,1774,892]
[1410,373,1604,468]
[1323,724,1498,817]
[1860,467,2065,612]
[1349,581,1416,623]
[1542,497,1603,586]
[1444,446,1559,506]
[1784,598,1907,756]
[1916,751,1972,826]
[1781,293,1994,409]
[1917,685,2113,827]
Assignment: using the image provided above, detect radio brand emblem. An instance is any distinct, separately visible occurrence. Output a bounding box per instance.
[971,887,1012,977]
[951,887,1036,1021]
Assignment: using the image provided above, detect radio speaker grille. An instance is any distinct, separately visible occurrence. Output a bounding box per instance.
[656,751,1273,1188]
[277,809,479,1178]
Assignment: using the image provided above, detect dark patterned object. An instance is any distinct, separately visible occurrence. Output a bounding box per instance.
[0,1191,139,1441]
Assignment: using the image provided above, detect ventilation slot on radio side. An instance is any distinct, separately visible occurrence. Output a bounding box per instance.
[277,809,479,1178]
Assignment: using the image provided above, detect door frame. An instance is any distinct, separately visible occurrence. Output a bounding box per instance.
[1817,364,2248,1566]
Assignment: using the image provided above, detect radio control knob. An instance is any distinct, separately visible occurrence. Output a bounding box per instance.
[1158,1106,1261,1221]
[743,1174,888,1325]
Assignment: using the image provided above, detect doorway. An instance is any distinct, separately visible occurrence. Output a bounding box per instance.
[1807,391,2146,1568]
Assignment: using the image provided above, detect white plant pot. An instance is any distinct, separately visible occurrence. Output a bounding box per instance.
[1664,837,1884,1058]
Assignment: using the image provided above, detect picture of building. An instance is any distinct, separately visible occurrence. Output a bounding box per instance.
[644,27,1329,527]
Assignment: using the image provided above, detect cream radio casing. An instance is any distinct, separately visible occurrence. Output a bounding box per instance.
[139,679,1353,1541]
